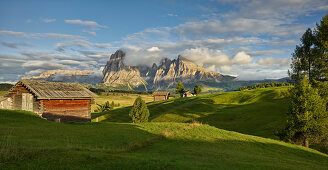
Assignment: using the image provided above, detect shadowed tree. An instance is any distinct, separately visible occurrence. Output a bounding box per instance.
[129,96,150,123]
[94,101,112,112]
[193,84,201,96]
[175,81,185,97]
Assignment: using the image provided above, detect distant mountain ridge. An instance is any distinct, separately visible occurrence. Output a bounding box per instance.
[102,50,236,90]
[23,70,102,85]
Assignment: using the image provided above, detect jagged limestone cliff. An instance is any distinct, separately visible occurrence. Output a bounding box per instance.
[102,50,235,90]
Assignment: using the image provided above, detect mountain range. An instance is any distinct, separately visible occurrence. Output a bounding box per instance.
[102,50,235,90]
[23,50,290,91]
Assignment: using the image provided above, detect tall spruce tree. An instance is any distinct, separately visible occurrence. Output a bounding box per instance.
[279,76,327,147]
[129,96,150,123]
[175,81,185,97]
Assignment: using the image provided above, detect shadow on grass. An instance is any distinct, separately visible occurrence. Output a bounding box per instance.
[91,88,290,141]
[1,121,327,169]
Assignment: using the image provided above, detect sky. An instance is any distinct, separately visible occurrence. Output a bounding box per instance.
[0,0,327,83]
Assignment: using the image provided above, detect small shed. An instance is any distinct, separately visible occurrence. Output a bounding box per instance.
[183,91,194,97]
[153,91,170,101]
[4,80,97,122]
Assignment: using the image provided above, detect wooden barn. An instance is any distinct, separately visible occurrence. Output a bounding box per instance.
[153,91,170,101]
[3,80,97,122]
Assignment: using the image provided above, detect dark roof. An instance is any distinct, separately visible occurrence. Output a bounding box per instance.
[153,91,170,96]
[9,80,97,99]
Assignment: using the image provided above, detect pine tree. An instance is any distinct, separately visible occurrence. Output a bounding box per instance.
[193,85,201,95]
[279,76,327,147]
[175,81,185,97]
[129,96,150,123]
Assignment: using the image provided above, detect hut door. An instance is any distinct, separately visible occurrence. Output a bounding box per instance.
[22,93,33,111]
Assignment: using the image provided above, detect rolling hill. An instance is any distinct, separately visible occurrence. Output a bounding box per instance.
[1,109,327,169]
[95,87,290,139]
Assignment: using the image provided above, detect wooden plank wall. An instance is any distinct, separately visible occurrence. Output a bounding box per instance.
[154,95,167,101]
[41,99,91,122]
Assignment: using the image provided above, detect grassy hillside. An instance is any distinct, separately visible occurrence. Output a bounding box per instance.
[96,87,290,139]
[91,93,153,112]
[1,109,327,169]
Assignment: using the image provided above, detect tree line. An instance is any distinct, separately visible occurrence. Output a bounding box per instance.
[238,82,293,91]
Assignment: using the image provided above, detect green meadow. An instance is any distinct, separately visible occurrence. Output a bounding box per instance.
[95,87,289,139]
[1,87,328,169]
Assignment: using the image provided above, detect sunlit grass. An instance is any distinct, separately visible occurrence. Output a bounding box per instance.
[0,109,327,169]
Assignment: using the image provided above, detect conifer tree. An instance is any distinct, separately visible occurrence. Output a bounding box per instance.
[175,81,185,97]
[193,84,201,95]
[129,96,150,123]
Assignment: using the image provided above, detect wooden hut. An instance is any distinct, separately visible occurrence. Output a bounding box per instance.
[153,91,170,101]
[4,80,97,122]
[183,91,194,97]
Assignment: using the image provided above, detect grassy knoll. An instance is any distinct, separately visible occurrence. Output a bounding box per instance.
[1,109,328,169]
[96,87,290,139]
[92,93,153,112]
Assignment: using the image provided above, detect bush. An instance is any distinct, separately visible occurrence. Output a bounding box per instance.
[129,96,150,123]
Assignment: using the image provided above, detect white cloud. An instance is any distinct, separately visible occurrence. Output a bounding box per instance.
[147,46,161,52]
[168,13,178,17]
[232,51,253,64]
[257,57,290,67]
[0,30,30,38]
[0,42,32,49]
[22,60,69,70]
[26,69,45,75]
[82,30,96,36]
[65,19,107,30]
[55,39,111,52]
[0,30,85,39]
[247,49,283,57]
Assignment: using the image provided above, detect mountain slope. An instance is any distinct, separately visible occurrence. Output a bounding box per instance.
[1,109,327,169]
[102,50,235,90]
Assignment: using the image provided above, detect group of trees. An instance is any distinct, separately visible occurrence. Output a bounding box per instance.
[94,101,121,112]
[175,81,202,97]
[238,82,293,91]
[279,14,328,148]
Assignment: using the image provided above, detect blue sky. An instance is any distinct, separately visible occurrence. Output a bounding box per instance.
[0,0,327,82]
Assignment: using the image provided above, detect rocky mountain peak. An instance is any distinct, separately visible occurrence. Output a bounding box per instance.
[110,50,125,60]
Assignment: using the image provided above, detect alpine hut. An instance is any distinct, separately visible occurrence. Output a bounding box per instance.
[153,91,170,101]
[3,80,97,122]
